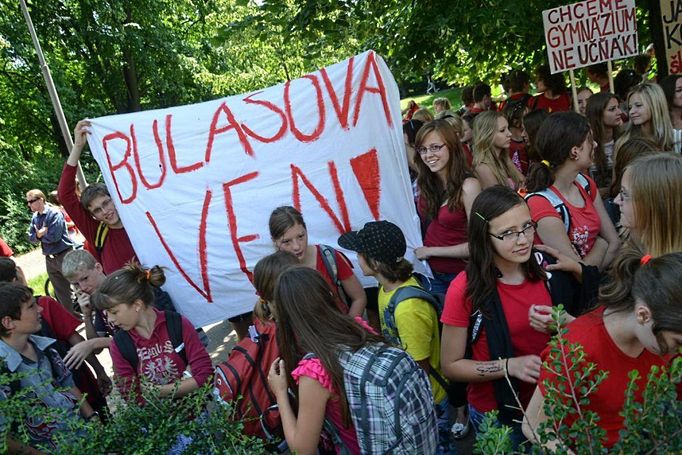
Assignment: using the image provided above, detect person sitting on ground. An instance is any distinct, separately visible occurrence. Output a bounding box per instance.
[586,63,610,93]
[0,258,111,421]
[91,263,212,401]
[530,65,571,113]
[339,220,457,454]
[0,283,97,453]
[58,120,137,274]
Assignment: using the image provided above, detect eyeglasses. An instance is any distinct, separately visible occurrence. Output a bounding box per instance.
[26,198,39,205]
[416,143,446,155]
[489,222,536,242]
[90,198,114,216]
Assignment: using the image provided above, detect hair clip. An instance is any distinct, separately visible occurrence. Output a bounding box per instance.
[145,269,151,280]
[475,212,488,223]
[640,254,652,265]
[541,160,551,168]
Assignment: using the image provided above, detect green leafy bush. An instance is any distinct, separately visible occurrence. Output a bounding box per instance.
[1,375,264,454]
[474,308,681,454]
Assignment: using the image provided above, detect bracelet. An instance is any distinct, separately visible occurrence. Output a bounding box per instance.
[504,358,510,376]
[86,411,99,421]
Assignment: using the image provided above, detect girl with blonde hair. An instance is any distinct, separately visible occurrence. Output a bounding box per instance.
[615,82,674,152]
[615,153,682,256]
[472,111,524,189]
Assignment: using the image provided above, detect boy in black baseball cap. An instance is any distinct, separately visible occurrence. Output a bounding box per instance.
[338,221,455,453]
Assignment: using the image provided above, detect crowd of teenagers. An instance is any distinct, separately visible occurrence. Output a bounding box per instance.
[0,60,681,454]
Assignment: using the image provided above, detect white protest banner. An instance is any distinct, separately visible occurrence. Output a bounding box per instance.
[661,0,682,74]
[85,50,423,327]
[543,0,638,74]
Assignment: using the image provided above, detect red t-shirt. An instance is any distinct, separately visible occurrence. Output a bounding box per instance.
[315,245,354,314]
[441,272,551,411]
[38,295,80,340]
[0,238,12,257]
[531,93,571,113]
[418,197,468,275]
[538,307,670,448]
[462,143,474,167]
[58,163,137,274]
[527,175,601,258]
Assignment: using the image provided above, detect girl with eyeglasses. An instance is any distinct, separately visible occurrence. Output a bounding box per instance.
[472,111,524,190]
[615,153,682,256]
[413,119,482,295]
[525,112,620,270]
[440,186,553,450]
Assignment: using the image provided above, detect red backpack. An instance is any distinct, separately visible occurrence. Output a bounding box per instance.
[213,319,285,448]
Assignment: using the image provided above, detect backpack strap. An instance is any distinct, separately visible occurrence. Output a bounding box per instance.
[94,222,109,253]
[575,172,591,196]
[382,285,450,392]
[113,330,139,371]
[165,310,187,366]
[383,285,440,340]
[319,245,339,287]
[524,189,570,232]
[114,310,186,371]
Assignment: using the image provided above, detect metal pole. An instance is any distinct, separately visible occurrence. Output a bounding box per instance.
[19,0,87,188]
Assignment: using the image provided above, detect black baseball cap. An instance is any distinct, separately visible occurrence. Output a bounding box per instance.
[338,221,406,264]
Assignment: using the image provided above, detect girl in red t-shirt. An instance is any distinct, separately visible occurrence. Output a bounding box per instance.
[525,112,620,270]
[440,186,552,450]
[413,119,481,295]
[523,249,682,450]
[268,206,366,318]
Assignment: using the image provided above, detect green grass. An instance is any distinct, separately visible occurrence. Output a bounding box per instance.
[400,87,464,113]
[27,272,48,294]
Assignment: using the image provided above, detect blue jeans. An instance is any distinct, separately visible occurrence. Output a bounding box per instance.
[435,398,457,455]
[469,405,528,452]
[423,271,457,295]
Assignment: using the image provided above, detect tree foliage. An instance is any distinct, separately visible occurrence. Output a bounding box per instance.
[0,0,656,252]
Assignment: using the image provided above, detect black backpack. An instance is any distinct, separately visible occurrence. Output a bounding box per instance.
[113,310,186,371]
